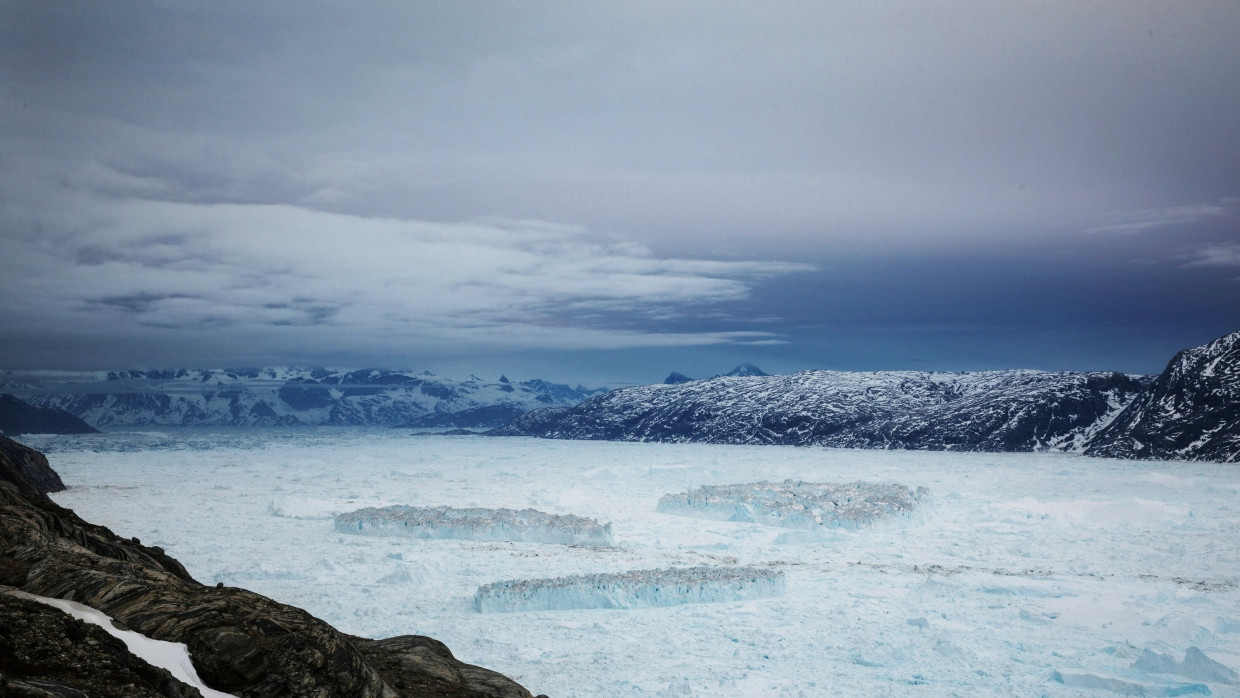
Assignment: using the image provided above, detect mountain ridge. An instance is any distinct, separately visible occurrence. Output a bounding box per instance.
[1,367,606,429]
[0,393,100,436]
[492,368,1146,453]
[491,330,1240,463]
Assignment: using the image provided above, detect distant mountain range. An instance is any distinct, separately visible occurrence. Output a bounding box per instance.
[3,329,1236,462]
[493,369,1145,450]
[495,330,1240,463]
[0,368,606,429]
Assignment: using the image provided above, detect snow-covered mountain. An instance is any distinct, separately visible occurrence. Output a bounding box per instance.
[1085,329,1240,462]
[2,368,605,428]
[491,368,1145,452]
[493,332,1240,462]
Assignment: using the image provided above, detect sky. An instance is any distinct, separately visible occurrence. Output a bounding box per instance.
[1,1,1238,385]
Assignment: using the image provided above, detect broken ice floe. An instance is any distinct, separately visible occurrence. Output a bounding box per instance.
[474,565,785,613]
[656,479,928,531]
[1051,670,1210,696]
[334,505,613,545]
[1133,646,1238,684]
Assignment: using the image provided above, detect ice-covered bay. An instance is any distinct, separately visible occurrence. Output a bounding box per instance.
[28,428,1240,697]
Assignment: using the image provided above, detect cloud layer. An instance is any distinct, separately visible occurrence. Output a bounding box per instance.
[1,1,1238,379]
[0,169,811,367]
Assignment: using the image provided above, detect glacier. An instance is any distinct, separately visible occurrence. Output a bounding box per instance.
[475,566,785,613]
[28,428,1240,698]
[657,479,928,530]
[334,505,614,545]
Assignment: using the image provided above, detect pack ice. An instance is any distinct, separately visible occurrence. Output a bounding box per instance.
[334,505,613,545]
[656,479,927,529]
[475,565,785,613]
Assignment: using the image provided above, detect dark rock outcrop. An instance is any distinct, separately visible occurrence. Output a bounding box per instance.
[0,393,99,436]
[0,436,538,697]
[663,372,693,385]
[1085,329,1240,462]
[0,436,66,503]
[404,405,527,429]
[352,635,536,698]
[487,407,572,437]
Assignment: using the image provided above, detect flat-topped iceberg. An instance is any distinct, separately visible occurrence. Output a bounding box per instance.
[475,565,785,613]
[334,505,613,545]
[657,479,928,530]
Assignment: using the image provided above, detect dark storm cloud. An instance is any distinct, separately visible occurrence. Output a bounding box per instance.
[1,1,1237,380]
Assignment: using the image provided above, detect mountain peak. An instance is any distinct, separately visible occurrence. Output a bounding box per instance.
[664,372,693,385]
[724,363,767,377]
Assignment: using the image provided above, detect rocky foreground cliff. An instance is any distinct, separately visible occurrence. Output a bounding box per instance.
[0,436,542,697]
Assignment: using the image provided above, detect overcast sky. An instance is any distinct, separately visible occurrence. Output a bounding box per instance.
[2,1,1238,384]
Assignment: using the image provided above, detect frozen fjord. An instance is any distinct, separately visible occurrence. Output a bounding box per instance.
[31,428,1240,697]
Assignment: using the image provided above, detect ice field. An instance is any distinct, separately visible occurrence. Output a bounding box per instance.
[25,428,1240,697]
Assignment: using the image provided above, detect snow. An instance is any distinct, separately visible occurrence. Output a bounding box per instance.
[336,505,613,545]
[656,479,927,530]
[4,589,238,698]
[26,428,1240,697]
[475,566,785,612]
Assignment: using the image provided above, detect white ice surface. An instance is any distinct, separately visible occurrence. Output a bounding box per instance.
[5,589,237,698]
[28,427,1240,697]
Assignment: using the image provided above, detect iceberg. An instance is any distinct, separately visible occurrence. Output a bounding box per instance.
[334,505,613,545]
[657,479,928,530]
[475,565,785,613]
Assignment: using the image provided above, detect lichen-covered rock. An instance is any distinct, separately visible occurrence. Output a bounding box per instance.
[353,635,539,698]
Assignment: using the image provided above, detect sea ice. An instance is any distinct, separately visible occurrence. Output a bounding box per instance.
[474,565,785,613]
[31,429,1240,697]
[656,479,928,530]
[1134,646,1238,684]
[334,505,614,545]
[1051,670,1210,696]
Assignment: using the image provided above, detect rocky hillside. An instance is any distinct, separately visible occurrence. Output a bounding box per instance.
[493,369,1144,453]
[0,392,99,436]
[0,435,541,697]
[2,368,604,428]
[1085,329,1240,462]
